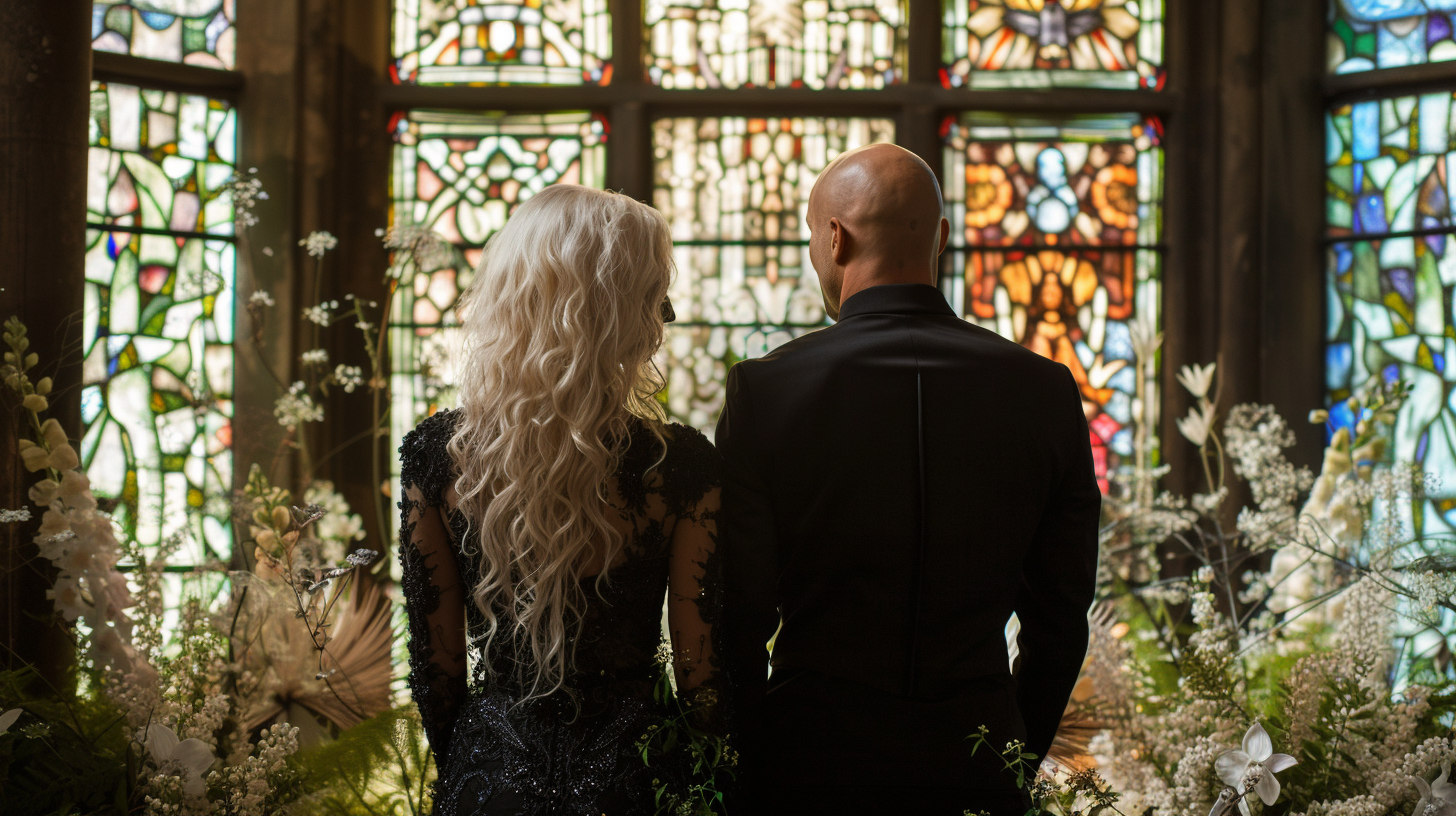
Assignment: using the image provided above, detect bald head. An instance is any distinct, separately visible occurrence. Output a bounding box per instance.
[806,144,949,319]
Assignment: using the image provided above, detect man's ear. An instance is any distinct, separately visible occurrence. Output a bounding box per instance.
[829,217,848,265]
[936,216,950,256]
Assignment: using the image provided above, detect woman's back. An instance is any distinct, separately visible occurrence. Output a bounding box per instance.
[398,409,725,815]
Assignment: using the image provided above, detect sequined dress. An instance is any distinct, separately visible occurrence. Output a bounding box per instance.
[398,411,727,816]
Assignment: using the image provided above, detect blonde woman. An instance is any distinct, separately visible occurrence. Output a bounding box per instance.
[397,185,725,815]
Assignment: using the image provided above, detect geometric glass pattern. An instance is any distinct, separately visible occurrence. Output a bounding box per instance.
[942,114,1164,492]
[645,0,907,89]
[651,116,895,433]
[1326,93,1456,536]
[82,81,237,564]
[92,1,237,70]
[942,0,1165,91]
[387,110,607,493]
[1329,0,1456,75]
[392,0,611,85]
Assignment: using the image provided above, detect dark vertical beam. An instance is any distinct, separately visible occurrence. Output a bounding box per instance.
[1261,0,1327,470]
[0,0,90,684]
[609,0,651,199]
[1160,0,1224,496]
[233,0,302,535]
[903,0,944,287]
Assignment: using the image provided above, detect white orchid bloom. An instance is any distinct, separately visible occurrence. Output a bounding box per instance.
[1413,761,1456,816]
[1215,722,1297,816]
[0,708,20,734]
[1177,403,1217,447]
[144,723,214,797]
[1177,362,1217,399]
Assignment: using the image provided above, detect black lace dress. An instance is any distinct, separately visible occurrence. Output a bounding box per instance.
[398,410,728,816]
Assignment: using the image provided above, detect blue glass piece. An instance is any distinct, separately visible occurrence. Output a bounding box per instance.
[1357,190,1389,233]
[1328,342,1355,389]
[1109,428,1134,456]
[1353,101,1381,162]
[1102,321,1134,362]
[138,11,176,30]
[1386,362,1404,383]
[1108,365,1136,394]
[1074,339,1095,369]
[1339,0,1432,22]
[80,385,103,424]
[1388,267,1417,302]
[1105,391,1132,424]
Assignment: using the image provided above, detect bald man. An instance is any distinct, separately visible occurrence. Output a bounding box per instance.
[716,144,1100,814]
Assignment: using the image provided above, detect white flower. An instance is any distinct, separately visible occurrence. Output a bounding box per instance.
[0,708,19,734]
[333,364,364,393]
[1308,409,1329,425]
[299,230,338,258]
[1177,362,1217,399]
[1215,722,1297,816]
[1178,403,1217,447]
[303,304,331,325]
[249,290,275,307]
[1413,762,1456,816]
[301,348,329,366]
[0,507,30,523]
[144,723,214,797]
[274,382,324,428]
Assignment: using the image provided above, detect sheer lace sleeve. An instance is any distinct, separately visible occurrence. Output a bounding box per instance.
[667,485,727,722]
[398,417,469,760]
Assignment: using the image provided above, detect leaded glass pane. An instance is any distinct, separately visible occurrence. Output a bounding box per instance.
[387,110,607,536]
[392,0,611,85]
[942,114,1164,492]
[84,81,237,564]
[943,0,1165,91]
[92,1,237,70]
[1329,1,1456,74]
[1326,92,1456,536]
[652,116,895,432]
[646,1,907,89]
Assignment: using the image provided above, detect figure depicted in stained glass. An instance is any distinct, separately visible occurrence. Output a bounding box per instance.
[943,115,1161,492]
[83,81,237,562]
[944,0,1165,90]
[646,0,906,89]
[393,0,611,85]
[397,186,728,815]
[652,116,894,432]
[1330,0,1456,73]
[92,1,237,69]
[717,143,1099,813]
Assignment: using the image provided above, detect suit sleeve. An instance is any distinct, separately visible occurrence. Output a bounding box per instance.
[715,362,780,789]
[1013,367,1101,762]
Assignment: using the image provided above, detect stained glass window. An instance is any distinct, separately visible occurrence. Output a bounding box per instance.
[942,114,1163,493]
[645,1,907,89]
[387,110,607,499]
[83,81,237,565]
[392,0,611,85]
[92,1,237,70]
[1330,0,1456,74]
[942,0,1165,90]
[1326,92,1456,535]
[651,116,894,432]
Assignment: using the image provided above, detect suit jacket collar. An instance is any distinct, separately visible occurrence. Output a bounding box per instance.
[836,283,957,321]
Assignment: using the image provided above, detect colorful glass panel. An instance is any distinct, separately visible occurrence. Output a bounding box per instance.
[83,81,237,564]
[387,110,607,522]
[646,1,907,89]
[942,0,1165,90]
[392,0,611,85]
[92,1,237,70]
[652,116,895,432]
[1330,0,1456,74]
[942,114,1163,492]
[1326,92,1456,536]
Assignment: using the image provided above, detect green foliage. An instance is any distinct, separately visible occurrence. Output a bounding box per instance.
[0,668,134,815]
[293,706,435,816]
[636,664,734,816]
[965,727,1126,816]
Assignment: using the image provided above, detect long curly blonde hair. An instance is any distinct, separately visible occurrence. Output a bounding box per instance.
[446,185,672,701]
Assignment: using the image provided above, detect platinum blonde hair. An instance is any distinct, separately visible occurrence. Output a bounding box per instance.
[447,184,672,701]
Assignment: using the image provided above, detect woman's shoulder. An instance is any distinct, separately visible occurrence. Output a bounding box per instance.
[652,421,721,501]
[399,409,460,503]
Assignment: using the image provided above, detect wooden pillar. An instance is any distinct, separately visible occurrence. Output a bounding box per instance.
[609,0,651,200]
[0,0,90,684]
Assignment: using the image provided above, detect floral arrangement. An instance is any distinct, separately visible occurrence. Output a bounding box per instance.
[0,167,449,814]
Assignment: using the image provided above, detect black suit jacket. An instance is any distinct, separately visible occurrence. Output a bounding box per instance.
[716,283,1100,797]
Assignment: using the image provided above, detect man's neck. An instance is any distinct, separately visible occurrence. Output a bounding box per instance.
[838,265,935,307]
